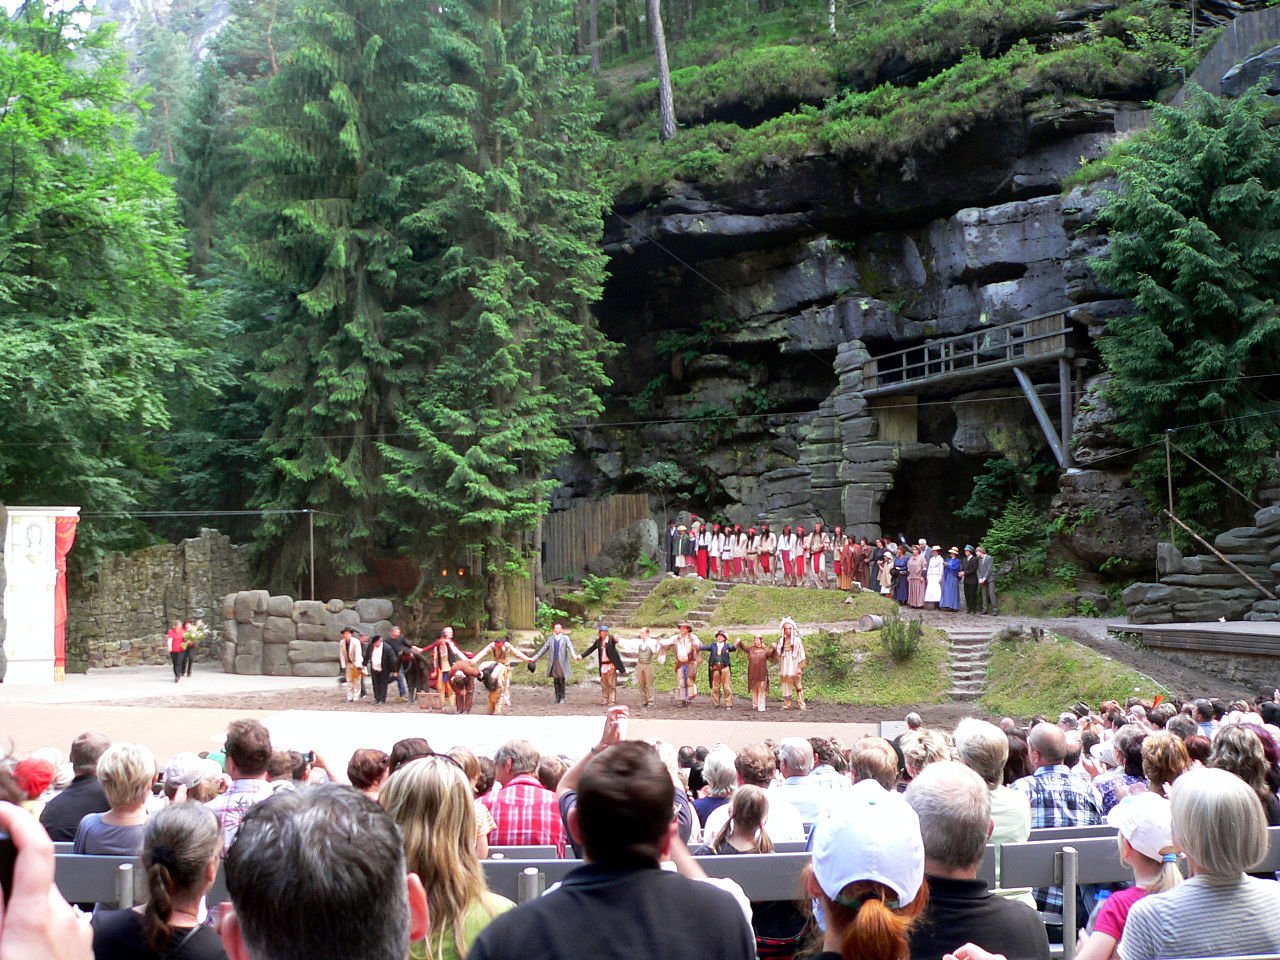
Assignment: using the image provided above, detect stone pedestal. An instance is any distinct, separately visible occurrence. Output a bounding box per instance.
[3,506,79,683]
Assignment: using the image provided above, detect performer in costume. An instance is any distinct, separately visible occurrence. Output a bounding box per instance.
[924,545,944,608]
[961,545,980,613]
[670,621,701,706]
[582,624,628,706]
[695,521,712,579]
[700,630,735,709]
[758,524,776,584]
[892,544,910,605]
[632,627,666,707]
[941,546,963,612]
[472,633,534,713]
[735,634,775,712]
[426,627,466,711]
[530,622,580,704]
[907,544,927,609]
[338,627,363,702]
[774,617,807,711]
[779,525,795,587]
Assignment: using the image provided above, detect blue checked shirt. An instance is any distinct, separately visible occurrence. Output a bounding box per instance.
[1011,764,1103,914]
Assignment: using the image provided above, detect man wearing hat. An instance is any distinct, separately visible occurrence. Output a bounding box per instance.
[700,630,735,709]
[671,621,700,706]
[961,545,980,613]
[582,625,627,706]
[338,627,364,702]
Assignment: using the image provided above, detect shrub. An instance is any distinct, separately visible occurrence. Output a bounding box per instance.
[881,613,924,663]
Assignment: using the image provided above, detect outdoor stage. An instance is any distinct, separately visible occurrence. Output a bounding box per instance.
[2,667,880,780]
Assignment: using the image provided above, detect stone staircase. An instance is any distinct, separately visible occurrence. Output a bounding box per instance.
[944,627,992,701]
[596,576,663,628]
[687,582,734,628]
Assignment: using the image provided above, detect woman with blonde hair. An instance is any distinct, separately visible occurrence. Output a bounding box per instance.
[1074,793,1182,960]
[805,789,927,960]
[381,755,513,960]
[1141,731,1190,798]
[697,785,773,855]
[74,742,156,858]
[448,746,498,857]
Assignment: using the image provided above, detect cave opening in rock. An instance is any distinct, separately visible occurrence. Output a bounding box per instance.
[878,454,991,549]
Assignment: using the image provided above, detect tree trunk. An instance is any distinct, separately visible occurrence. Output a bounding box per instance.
[533,516,545,603]
[589,0,599,73]
[485,556,508,630]
[828,0,836,37]
[649,0,676,140]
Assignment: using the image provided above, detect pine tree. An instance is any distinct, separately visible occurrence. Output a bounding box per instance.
[1093,86,1280,534]
[237,0,434,586]
[382,0,612,628]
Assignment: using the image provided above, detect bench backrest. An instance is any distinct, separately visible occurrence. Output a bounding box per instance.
[1027,824,1117,842]
[54,856,139,907]
[486,845,559,860]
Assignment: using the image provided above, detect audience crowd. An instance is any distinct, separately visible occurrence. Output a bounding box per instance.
[4,690,1280,960]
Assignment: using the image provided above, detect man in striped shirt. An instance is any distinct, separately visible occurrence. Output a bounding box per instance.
[484,739,566,856]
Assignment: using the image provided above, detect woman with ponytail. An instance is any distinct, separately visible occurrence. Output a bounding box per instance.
[91,802,225,959]
[696,785,774,855]
[804,788,927,960]
[1075,793,1181,960]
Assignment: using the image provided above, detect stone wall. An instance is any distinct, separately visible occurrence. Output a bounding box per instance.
[221,593,395,678]
[69,529,250,670]
[1122,506,1280,623]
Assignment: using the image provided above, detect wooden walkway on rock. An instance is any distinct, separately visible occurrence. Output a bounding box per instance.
[860,311,1079,467]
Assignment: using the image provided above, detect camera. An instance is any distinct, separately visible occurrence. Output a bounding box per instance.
[0,830,15,904]
[303,751,315,764]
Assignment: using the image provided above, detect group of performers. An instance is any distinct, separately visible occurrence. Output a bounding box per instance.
[336,617,811,714]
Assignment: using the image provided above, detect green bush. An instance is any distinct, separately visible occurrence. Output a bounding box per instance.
[881,613,924,663]
[983,496,1050,578]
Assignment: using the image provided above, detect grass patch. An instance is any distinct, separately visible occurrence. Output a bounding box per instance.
[628,577,713,627]
[981,634,1169,718]
[638,626,949,707]
[1000,577,1081,618]
[559,576,630,622]
[715,585,898,626]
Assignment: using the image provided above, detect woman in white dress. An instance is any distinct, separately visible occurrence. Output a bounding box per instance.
[924,544,944,607]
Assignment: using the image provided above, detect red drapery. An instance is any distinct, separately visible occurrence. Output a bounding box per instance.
[54,515,79,681]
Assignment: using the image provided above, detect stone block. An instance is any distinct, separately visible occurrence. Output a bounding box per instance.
[263,643,291,675]
[222,594,236,620]
[355,598,395,623]
[235,654,261,675]
[325,598,345,614]
[296,623,331,642]
[292,662,339,678]
[237,639,263,660]
[223,620,238,644]
[1256,505,1280,534]
[1214,528,1262,552]
[234,589,269,624]
[221,642,237,672]
[263,616,296,645]
[288,639,338,664]
[292,600,328,625]
[335,609,360,627]
[237,622,262,646]
[267,595,294,618]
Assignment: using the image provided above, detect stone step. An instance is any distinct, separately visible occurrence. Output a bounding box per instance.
[950,656,989,668]
[948,689,982,701]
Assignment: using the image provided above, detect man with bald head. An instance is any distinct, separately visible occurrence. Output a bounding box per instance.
[1011,723,1102,918]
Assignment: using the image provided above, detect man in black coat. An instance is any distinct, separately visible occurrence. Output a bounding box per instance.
[39,732,111,841]
[582,625,627,706]
[364,635,399,705]
[961,545,980,614]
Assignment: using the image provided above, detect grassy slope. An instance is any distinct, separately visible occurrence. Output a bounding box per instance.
[715,584,898,625]
[981,634,1169,717]
[596,0,1203,197]
[628,577,714,626]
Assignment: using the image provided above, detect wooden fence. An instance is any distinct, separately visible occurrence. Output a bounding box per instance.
[542,494,652,583]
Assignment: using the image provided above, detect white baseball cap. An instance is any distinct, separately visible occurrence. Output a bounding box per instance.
[811,788,924,906]
[1107,792,1174,861]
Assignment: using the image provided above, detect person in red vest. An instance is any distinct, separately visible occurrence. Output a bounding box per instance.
[165,620,185,684]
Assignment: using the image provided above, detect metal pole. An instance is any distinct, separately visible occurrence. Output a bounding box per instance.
[308,510,316,601]
[1058,357,1073,467]
[1061,848,1078,960]
[116,863,135,909]
[1165,432,1175,545]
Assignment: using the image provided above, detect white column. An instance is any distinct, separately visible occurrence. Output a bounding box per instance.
[3,506,79,684]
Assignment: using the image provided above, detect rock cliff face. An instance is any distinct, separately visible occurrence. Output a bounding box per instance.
[569,109,1147,555]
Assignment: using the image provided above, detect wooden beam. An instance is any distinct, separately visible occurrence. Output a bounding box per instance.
[863,350,1070,397]
[1059,357,1073,468]
[1014,367,1067,468]
[1163,510,1277,600]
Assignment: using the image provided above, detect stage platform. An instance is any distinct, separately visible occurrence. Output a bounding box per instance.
[1109,620,1280,657]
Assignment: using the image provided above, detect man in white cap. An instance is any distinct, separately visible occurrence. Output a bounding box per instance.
[906,761,1050,960]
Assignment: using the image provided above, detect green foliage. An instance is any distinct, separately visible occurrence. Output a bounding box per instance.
[0,1,218,564]
[630,577,712,626]
[535,600,576,632]
[1092,86,1280,534]
[380,0,613,626]
[982,633,1168,717]
[982,496,1049,579]
[880,613,924,663]
[637,554,660,578]
[581,574,624,604]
